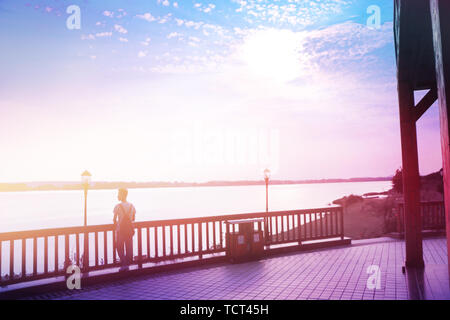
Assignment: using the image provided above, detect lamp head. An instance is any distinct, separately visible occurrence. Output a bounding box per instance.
[81,170,92,186]
[264,168,271,180]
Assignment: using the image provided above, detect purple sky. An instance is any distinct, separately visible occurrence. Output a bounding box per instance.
[0,0,443,182]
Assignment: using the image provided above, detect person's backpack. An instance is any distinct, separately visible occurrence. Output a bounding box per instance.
[119,203,135,238]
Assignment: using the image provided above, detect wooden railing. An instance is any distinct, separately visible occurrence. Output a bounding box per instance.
[396,201,446,233]
[0,206,344,286]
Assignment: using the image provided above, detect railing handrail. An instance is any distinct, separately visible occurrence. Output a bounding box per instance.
[0,206,342,241]
[397,200,444,207]
[0,205,345,287]
[395,201,445,232]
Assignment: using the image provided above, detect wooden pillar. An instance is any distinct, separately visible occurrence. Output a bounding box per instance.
[430,0,450,270]
[398,80,424,268]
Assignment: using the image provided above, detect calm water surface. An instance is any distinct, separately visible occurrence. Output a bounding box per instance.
[0,181,392,277]
[0,181,391,232]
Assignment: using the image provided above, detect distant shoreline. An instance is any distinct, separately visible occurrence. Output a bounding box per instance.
[0,177,392,193]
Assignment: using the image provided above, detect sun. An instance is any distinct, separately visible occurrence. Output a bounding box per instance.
[240,28,304,83]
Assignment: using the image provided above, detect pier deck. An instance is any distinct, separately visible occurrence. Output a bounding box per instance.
[21,237,449,300]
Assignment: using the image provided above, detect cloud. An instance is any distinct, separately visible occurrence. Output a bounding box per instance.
[158,13,172,24]
[137,12,171,24]
[138,51,148,58]
[81,34,96,40]
[202,23,227,36]
[141,37,151,46]
[204,4,216,13]
[151,20,393,98]
[157,0,170,6]
[95,32,112,37]
[184,20,204,29]
[167,32,183,39]
[154,21,391,83]
[11,4,403,181]
[174,19,227,38]
[117,8,127,18]
[136,13,157,22]
[194,3,216,13]
[144,21,397,172]
[102,9,127,19]
[103,10,114,18]
[232,0,354,27]
[114,24,128,34]
[188,36,201,47]
[299,21,393,75]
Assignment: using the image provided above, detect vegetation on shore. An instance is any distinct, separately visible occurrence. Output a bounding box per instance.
[332,169,444,240]
[0,176,391,192]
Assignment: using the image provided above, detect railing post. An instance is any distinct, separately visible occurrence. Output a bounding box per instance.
[178,225,182,254]
[225,222,230,257]
[265,216,270,245]
[10,240,14,280]
[198,222,203,259]
[264,216,269,245]
[205,223,209,252]
[155,227,159,259]
[137,227,143,268]
[184,224,188,254]
[297,213,302,244]
[94,232,99,267]
[170,225,174,256]
[340,207,344,240]
[21,239,26,279]
[112,230,117,264]
[64,234,70,270]
[433,204,437,229]
[103,231,107,266]
[397,204,404,233]
[44,236,48,275]
[0,241,2,281]
[83,231,89,272]
[147,227,151,259]
[314,212,318,239]
[162,226,166,257]
[33,237,37,276]
[54,236,58,275]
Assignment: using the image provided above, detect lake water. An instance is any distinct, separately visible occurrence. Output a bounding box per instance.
[0,181,392,278]
[0,181,391,233]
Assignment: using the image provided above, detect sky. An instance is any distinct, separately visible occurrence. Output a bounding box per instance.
[0,0,443,183]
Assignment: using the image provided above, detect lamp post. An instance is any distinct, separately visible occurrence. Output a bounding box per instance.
[81,170,92,226]
[263,168,271,242]
[264,168,271,212]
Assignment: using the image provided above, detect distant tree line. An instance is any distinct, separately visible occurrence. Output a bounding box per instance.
[391,168,443,194]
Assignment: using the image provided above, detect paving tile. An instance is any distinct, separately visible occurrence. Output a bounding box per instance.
[21,237,450,300]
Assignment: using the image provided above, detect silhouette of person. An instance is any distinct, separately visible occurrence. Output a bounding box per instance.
[113,188,136,271]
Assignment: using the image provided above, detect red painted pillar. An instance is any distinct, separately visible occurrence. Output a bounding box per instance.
[430,0,450,271]
[397,80,424,268]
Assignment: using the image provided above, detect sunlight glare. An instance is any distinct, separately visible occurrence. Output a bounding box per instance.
[240,29,304,83]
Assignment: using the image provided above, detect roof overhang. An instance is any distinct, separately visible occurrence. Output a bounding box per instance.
[394,0,436,90]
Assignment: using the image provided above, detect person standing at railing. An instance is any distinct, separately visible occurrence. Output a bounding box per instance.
[113,188,136,272]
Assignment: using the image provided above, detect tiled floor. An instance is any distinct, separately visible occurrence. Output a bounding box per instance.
[26,237,449,300]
